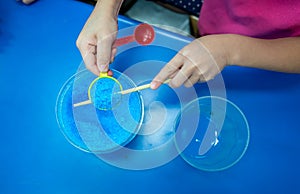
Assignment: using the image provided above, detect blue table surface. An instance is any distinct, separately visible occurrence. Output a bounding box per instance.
[1,0,300,193]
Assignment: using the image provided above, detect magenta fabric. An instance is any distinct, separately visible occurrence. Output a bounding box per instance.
[198,0,300,39]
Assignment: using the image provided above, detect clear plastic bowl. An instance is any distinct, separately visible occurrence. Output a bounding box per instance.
[174,96,250,171]
[55,69,144,153]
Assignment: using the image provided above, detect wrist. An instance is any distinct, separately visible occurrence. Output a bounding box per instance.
[221,34,246,66]
[198,34,233,68]
[95,0,124,21]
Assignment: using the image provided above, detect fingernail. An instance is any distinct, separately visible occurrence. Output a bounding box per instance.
[99,65,107,72]
[150,81,157,89]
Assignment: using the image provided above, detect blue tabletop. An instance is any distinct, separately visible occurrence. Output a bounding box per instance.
[1,0,300,193]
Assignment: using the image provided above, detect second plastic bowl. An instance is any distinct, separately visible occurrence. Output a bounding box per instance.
[174,96,250,171]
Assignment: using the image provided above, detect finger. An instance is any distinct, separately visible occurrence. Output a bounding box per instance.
[83,52,100,75]
[184,72,201,87]
[110,47,117,63]
[169,59,195,88]
[169,69,180,79]
[22,0,35,4]
[198,74,207,83]
[97,35,115,72]
[151,54,184,89]
[78,43,100,75]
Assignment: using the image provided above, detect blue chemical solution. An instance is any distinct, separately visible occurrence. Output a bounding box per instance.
[56,70,143,153]
[95,93,142,149]
[89,77,122,110]
[56,78,89,151]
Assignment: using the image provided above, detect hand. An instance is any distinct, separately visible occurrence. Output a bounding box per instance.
[151,35,229,89]
[76,7,118,75]
[22,0,36,4]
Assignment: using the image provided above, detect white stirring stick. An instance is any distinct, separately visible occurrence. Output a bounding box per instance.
[73,99,91,107]
[118,79,170,95]
[73,79,170,107]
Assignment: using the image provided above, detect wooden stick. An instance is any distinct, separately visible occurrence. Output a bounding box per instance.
[73,79,170,107]
[119,79,170,95]
[73,99,92,107]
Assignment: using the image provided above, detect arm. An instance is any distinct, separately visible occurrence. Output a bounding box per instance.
[76,0,124,75]
[151,34,300,89]
[223,34,300,73]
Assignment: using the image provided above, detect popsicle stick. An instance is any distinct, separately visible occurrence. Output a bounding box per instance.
[73,99,92,107]
[119,79,170,95]
[73,79,170,107]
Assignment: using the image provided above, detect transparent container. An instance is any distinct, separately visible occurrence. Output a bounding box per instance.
[55,69,144,153]
[174,96,250,171]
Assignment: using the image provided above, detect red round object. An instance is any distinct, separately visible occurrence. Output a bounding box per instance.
[134,23,155,46]
[107,70,113,76]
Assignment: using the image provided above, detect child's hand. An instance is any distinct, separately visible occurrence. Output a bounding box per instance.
[22,0,36,5]
[76,8,118,76]
[151,35,229,89]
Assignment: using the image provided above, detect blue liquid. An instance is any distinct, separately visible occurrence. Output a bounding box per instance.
[56,70,143,153]
[89,78,122,110]
[56,78,88,151]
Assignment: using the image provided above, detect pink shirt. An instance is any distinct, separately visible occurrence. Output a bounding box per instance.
[198,0,300,39]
